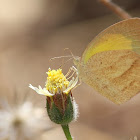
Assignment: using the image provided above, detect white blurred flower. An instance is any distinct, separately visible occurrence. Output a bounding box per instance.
[0,100,51,140]
[130,136,137,140]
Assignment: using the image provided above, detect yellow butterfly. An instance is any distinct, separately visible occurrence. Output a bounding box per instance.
[74,18,140,105]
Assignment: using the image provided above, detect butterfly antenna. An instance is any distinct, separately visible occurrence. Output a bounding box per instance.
[59,57,73,68]
[50,48,75,68]
[50,55,72,61]
[64,48,75,58]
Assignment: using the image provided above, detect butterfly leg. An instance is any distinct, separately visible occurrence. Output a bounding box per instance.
[65,67,73,78]
[70,66,79,75]
[63,66,80,93]
[98,0,132,20]
[65,66,78,79]
[71,78,82,91]
[68,66,82,90]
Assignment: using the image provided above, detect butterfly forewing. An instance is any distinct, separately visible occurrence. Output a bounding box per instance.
[82,18,140,64]
[79,18,140,104]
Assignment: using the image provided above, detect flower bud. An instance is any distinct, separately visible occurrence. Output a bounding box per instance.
[29,67,79,125]
[46,91,77,125]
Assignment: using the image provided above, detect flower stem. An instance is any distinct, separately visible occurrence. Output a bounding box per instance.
[61,124,73,140]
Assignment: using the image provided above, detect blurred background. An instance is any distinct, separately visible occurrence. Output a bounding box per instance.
[0,0,140,140]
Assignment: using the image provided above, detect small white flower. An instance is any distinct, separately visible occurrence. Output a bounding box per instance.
[130,136,137,140]
[0,100,52,140]
[29,66,79,97]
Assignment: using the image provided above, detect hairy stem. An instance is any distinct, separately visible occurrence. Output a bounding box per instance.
[61,124,73,140]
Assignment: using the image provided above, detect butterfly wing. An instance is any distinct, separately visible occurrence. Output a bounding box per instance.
[82,18,140,64]
[79,18,140,104]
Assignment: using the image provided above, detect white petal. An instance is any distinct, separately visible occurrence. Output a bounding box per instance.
[29,84,54,97]
[42,88,54,97]
[63,77,78,94]
[29,84,43,95]
[0,130,8,139]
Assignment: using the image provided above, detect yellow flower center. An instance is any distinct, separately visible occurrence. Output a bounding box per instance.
[46,68,69,93]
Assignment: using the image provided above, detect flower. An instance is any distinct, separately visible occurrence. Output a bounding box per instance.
[0,100,51,140]
[29,66,79,124]
[130,136,137,140]
[29,66,79,96]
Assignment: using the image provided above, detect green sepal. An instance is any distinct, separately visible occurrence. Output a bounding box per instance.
[46,95,74,125]
[62,95,74,125]
[47,100,63,124]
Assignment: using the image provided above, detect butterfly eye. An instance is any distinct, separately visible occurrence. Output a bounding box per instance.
[73,56,80,66]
